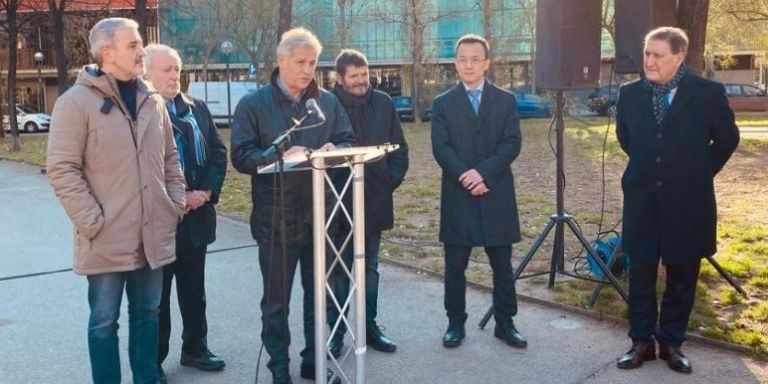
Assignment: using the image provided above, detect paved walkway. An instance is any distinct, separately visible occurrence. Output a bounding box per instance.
[0,160,765,383]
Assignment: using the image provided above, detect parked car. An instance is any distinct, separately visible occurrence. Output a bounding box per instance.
[421,106,432,122]
[587,85,620,116]
[514,92,552,118]
[2,105,51,133]
[392,96,415,122]
[723,83,768,112]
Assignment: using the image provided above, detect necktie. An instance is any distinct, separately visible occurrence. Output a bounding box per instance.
[468,89,481,115]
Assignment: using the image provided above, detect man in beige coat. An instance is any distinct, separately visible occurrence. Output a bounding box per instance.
[46,17,186,384]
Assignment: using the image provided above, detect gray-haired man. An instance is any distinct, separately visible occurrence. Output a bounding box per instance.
[231,27,354,384]
[47,18,186,384]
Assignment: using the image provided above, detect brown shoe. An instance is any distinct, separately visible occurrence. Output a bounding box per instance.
[617,341,656,369]
[658,344,692,373]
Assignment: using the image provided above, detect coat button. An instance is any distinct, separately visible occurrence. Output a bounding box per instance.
[656,133,662,139]
[656,181,663,187]
[655,156,662,163]
[142,185,147,190]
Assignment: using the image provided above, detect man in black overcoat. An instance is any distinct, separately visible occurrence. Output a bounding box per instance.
[326,49,409,357]
[145,44,229,382]
[431,34,526,349]
[615,27,739,374]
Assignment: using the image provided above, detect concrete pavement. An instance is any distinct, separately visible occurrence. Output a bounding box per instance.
[0,159,765,384]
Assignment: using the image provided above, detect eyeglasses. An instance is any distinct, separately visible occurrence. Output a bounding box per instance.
[456,57,487,66]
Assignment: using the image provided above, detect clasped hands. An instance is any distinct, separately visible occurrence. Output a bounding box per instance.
[459,169,489,196]
[185,190,212,211]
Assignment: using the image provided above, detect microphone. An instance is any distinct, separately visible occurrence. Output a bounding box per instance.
[305,98,325,122]
[261,99,325,160]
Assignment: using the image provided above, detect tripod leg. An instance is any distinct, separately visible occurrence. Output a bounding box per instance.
[565,220,628,302]
[706,256,748,298]
[549,221,565,288]
[478,218,557,329]
[586,242,623,308]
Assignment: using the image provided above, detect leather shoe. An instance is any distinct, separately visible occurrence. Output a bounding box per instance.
[271,367,292,384]
[617,341,656,369]
[442,323,465,348]
[328,333,344,358]
[300,364,341,384]
[494,321,527,348]
[157,365,167,384]
[659,343,692,373]
[180,348,226,371]
[367,323,397,352]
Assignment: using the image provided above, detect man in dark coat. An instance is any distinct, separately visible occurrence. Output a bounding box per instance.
[326,49,409,358]
[231,28,354,384]
[431,34,526,349]
[145,44,228,382]
[615,27,739,374]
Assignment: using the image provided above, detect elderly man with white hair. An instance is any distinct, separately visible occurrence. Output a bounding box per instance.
[231,27,355,384]
[144,43,228,383]
[46,18,186,384]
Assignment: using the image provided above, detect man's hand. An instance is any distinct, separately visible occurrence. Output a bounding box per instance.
[459,169,484,191]
[284,145,308,157]
[185,190,211,211]
[469,182,490,196]
[319,142,336,152]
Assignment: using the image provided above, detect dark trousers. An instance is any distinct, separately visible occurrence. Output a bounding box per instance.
[259,241,316,371]
[328,230,382,335]
[444,244,517,325]
[158,245,209,364]
[628,256,701,347]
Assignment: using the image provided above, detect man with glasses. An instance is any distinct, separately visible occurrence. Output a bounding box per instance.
[431,34,526,349]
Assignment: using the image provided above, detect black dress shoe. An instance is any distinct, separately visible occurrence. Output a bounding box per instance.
[180,348,226,371]
[494,321,527,348]
[367,323,397,352]
[157,365,167,384]
[328,333,344,358]
[271,367,292,384]
[299,364,341,384]
[659,344,692,373]
[442,324,465,348]
[617,341,656,369]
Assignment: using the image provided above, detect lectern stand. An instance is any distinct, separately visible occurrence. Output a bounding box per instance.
[259,144,400,384]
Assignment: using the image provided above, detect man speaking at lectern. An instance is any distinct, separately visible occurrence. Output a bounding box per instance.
[230,27,354,384]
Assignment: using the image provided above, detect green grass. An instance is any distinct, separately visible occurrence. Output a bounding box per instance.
[744,302,768,322]
[0,135,48,166]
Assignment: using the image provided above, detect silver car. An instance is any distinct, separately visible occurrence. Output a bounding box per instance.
[2,106,51,133]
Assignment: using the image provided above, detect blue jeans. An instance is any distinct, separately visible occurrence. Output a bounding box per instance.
[87,264,163,384]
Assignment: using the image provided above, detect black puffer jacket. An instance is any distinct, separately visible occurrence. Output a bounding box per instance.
[231,69,356,245]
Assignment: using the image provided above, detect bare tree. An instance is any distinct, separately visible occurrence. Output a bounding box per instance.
[0,0,41,151]
[678,0,710,75]
[134,0,148,43]
[374,0,453,120]
[278,0,292,38]
[48,0,69,95]
[334,0,372,48]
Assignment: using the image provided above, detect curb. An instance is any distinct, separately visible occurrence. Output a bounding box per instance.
[378,255,760,360]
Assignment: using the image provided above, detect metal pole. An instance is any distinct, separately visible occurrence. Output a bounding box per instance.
[36,63,43,113]
[352,155,367,383]
[549,89,566,287]
[225,54,232,127]
[312,156,328,384]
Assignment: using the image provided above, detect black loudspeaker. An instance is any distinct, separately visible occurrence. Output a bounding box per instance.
[615,0,677,74]
[535,0,602,90]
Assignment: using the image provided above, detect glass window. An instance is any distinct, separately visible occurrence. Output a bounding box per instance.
[743,85,763,96]
[725,85,742,96]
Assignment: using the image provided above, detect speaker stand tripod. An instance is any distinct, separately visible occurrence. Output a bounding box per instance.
[479,90,628,329]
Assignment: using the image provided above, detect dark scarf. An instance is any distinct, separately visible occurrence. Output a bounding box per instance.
[642,63,687,124]
[333,83,372,145]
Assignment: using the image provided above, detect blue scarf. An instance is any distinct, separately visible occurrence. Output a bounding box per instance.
[168,100,206,181]
[642,63,688,124]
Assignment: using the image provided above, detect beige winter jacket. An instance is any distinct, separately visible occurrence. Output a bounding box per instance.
[46,66,186,275]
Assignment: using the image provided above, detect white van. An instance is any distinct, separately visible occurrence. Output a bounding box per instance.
[186,81,260,126]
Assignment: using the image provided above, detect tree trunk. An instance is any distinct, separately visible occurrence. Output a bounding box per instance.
[49,0,70,96]
[134,0,149,43]
[7,0,22,151]
[678,0,709,75]
[337,0,348,48]
[0,61,5,139]
[482,0,495,81]
[278,0,293,38]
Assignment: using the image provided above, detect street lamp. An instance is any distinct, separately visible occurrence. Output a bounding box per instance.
[220,40,235,127]
[34,51,44,113]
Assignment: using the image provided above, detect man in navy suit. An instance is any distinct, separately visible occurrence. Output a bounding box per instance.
[615,27,739,374]
[431,34,526,349]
